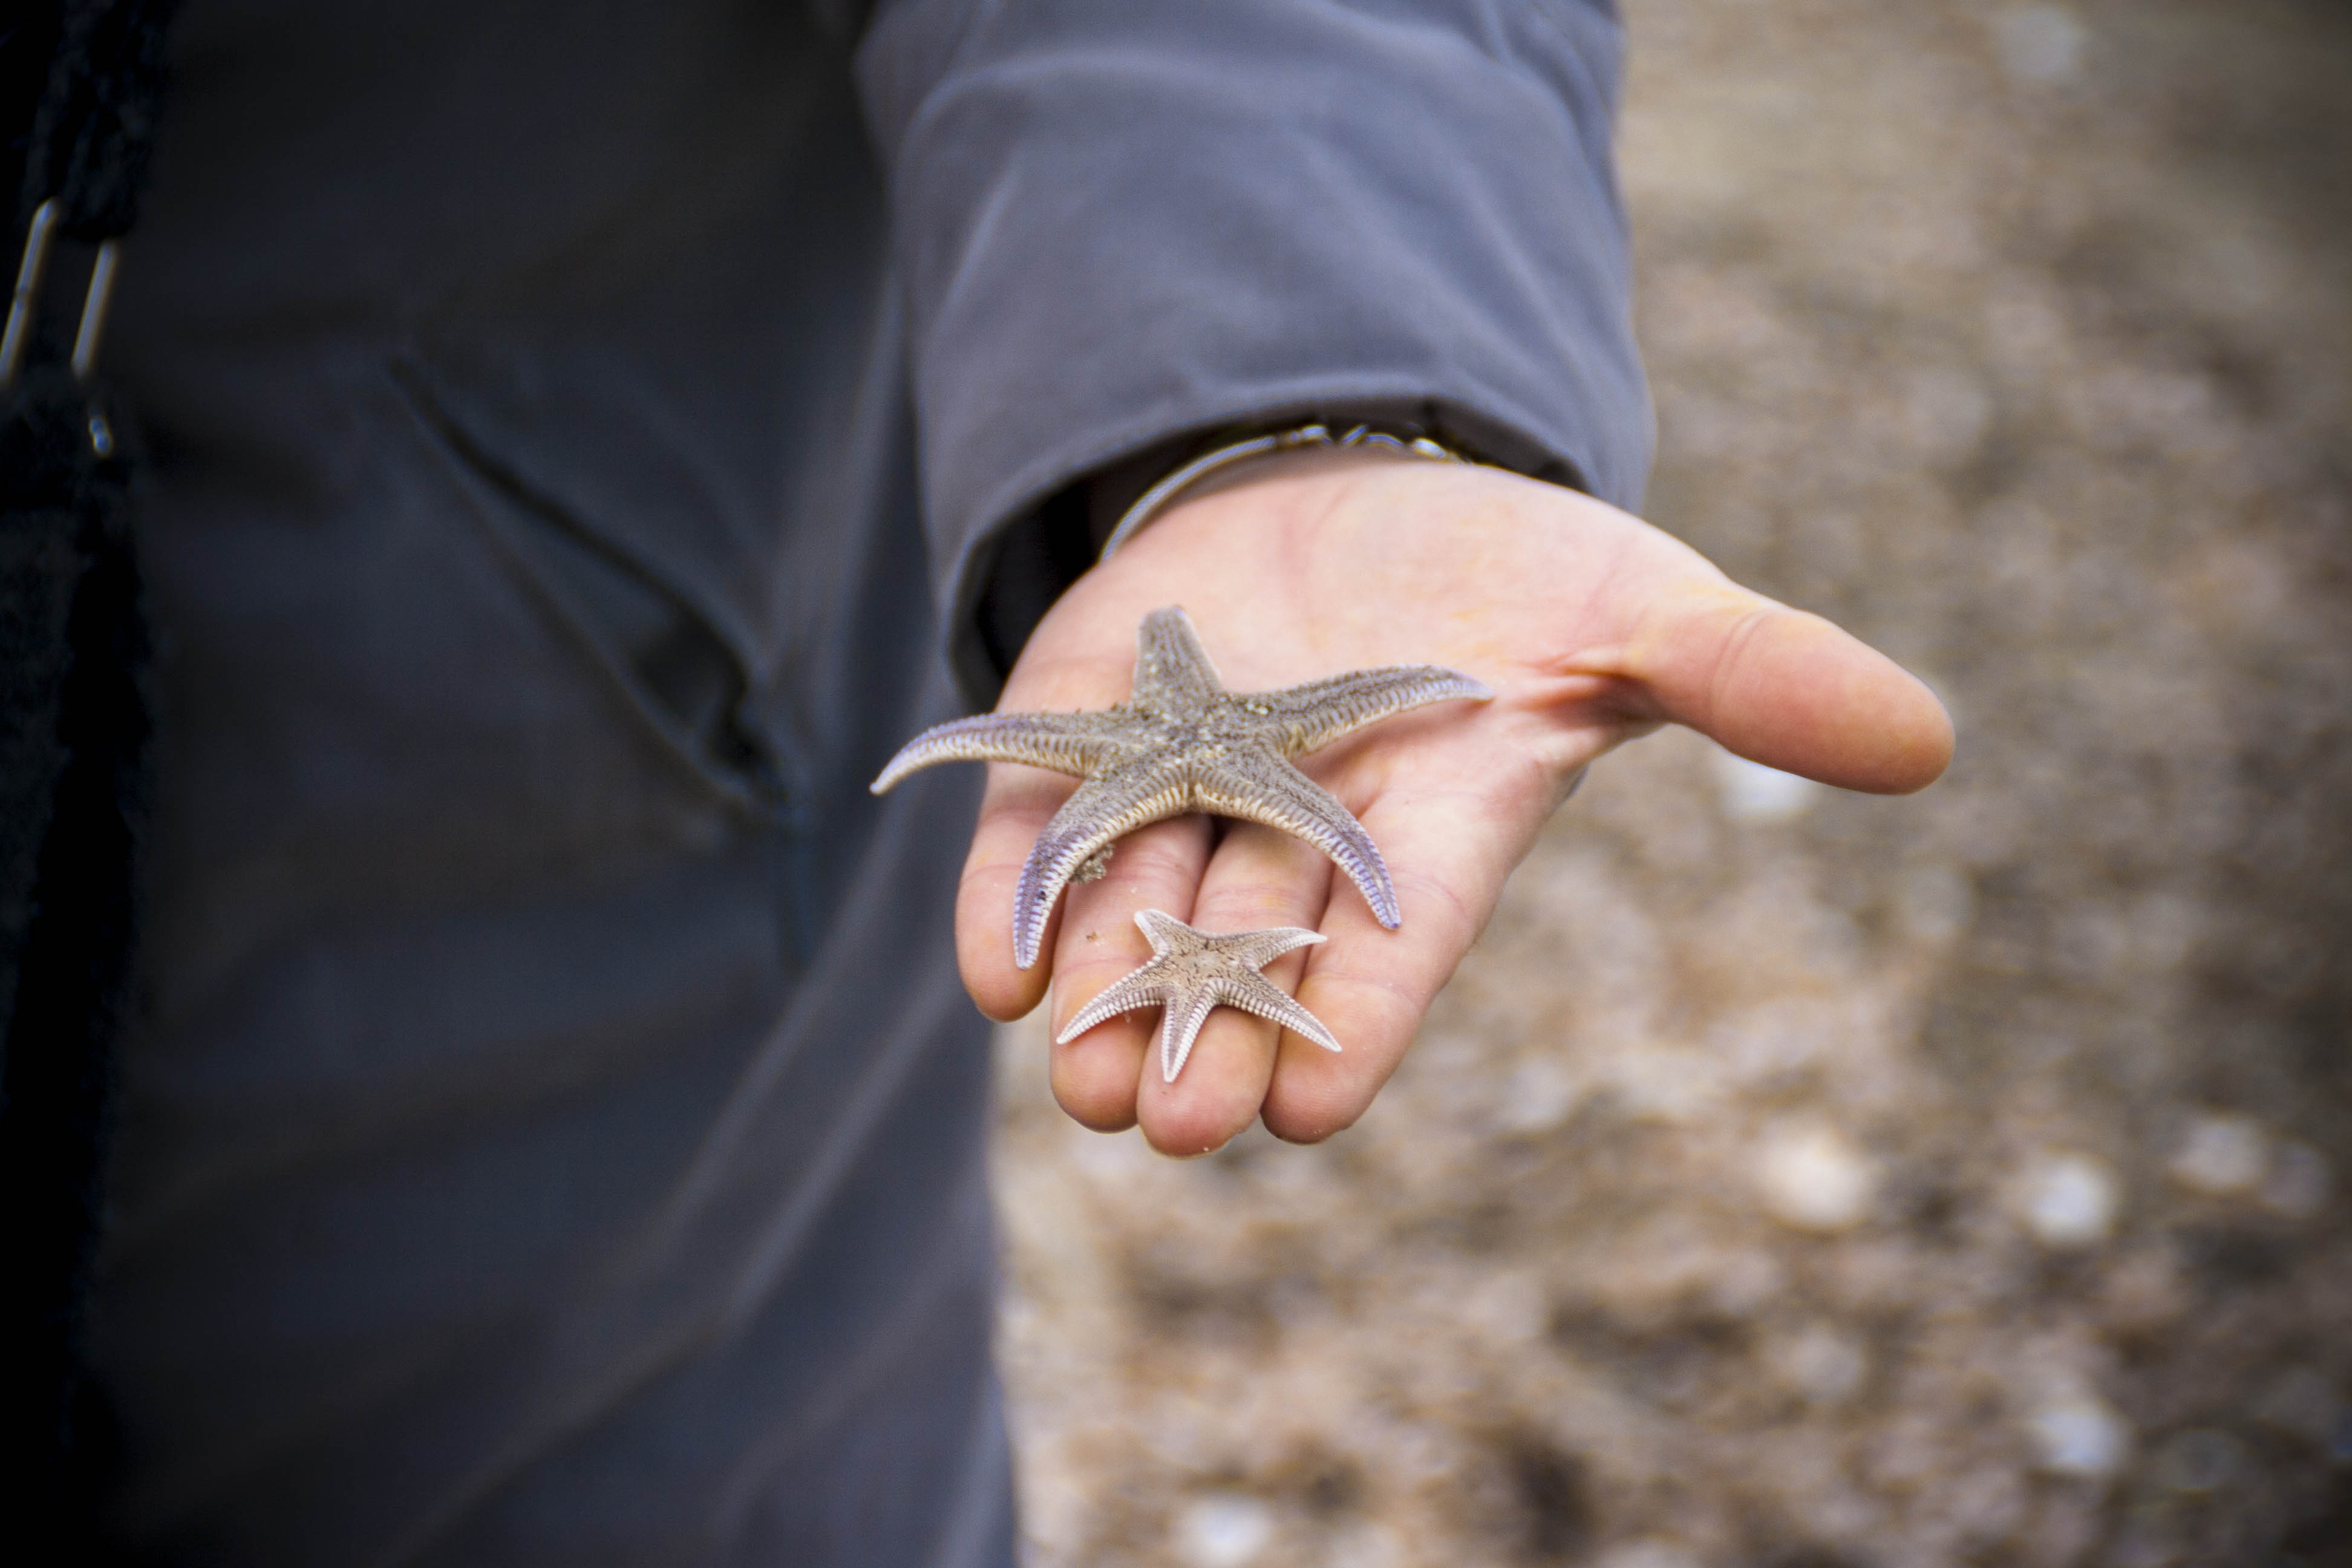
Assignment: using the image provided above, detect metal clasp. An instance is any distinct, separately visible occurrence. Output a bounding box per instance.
[0,198,122,390]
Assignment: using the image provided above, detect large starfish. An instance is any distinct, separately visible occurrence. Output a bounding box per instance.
[1056,909,1341,1082]
[871,606,1491,967]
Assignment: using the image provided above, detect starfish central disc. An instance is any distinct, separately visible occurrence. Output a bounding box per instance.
[871,606,1492,968]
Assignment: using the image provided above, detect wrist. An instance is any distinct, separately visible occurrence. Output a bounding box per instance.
[1098,421,1472,559]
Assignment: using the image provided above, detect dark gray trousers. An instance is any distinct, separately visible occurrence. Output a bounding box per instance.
[90,4,1011,1561]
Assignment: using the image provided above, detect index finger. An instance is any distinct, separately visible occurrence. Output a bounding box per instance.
[954,763,1071,1022]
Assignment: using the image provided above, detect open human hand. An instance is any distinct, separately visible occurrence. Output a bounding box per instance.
[958,450,1952,1155]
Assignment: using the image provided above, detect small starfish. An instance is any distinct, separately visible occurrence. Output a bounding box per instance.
[871,606,1491,967]
[1056,909,1341,1082]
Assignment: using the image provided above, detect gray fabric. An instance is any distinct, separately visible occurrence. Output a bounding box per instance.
[80,1,1647,1563]
[862,0,1650,701]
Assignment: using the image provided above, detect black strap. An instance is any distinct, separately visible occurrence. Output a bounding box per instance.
[18,0,179,240]
[1,0,178,1536]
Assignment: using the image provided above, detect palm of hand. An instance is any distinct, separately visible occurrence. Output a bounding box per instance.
[958,452,1951,1156]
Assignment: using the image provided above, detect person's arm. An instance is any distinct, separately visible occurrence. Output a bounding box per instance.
[857,0,1650,702]
[859,3,1952,1156]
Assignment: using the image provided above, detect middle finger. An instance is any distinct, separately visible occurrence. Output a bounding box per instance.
[1047,815,1214,1130]
[1132,820,1335,1156]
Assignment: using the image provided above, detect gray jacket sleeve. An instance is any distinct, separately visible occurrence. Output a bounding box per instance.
[857,0,1653,702]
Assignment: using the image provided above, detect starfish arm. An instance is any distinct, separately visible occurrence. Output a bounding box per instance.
[1133,607,1227,712]
[1243,665,1492,758]
[1214,926,1328,972]
[869,710,1111,794]
[1011,771,1192,968]
[1132,907,1203,956]
[1158,987,1224,1082]
[1053,963,1174,1044]
[1213,973,1343,1055]
[1193,756,1403,929]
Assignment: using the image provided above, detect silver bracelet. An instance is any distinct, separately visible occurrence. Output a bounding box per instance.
[1097,422,1468,561]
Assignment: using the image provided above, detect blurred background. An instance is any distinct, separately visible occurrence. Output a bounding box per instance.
[988,2,2351,1565]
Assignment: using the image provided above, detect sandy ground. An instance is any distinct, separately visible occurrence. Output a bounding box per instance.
[989,4,2352,1564]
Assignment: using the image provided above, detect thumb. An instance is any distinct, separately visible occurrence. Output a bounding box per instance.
[1590,577,1954,794]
